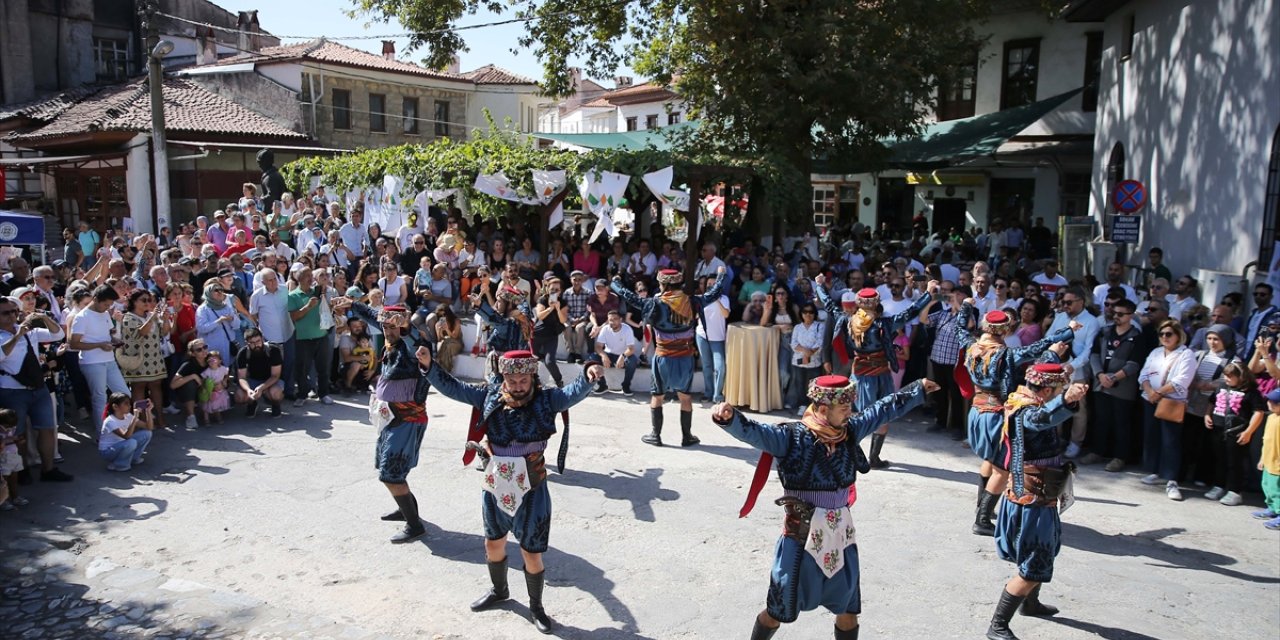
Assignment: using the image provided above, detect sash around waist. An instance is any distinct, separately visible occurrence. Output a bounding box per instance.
[783,488,850,510]
[491,440,548,457]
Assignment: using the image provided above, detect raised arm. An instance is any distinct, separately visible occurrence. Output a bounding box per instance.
[693,272,728,306]
[423,361,489,408]
[1021,393,1077,432]
[847,380,931,442]
[609,279,653,315]
[954,301,977,353]
[814,278,842,317]
[1010,324,1073,366]
[714,409,794,458]
[545,363,602,412]
[891,289,934,332]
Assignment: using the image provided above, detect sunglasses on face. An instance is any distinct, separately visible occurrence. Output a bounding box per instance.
[1114,311,1133,317]
[1159,331,1176,338]
[192,346,208,352]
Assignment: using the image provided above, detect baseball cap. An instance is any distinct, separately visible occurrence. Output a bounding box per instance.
[51,259,67,269]
[1266,388,1280,403]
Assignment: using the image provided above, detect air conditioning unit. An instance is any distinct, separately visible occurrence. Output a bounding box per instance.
[1194,268,1248,311]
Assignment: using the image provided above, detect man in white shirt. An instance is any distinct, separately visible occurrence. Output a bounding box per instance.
[1046,286,1101,458]
[971,273,998,315]
[396,212,425,252]
[249,269,296,397]
[693,243,727,280]
[339,207,368,260]
[593,309,638,394]
[1136,277,1172,318]
[1092,262,1140,306]
[0,297,70,481]
[628,239,659,279]
[1166,275,1198,321]
[1031,260,1069,301]
[70,285,130,433]
[695,275,731,403]
[880,277,915,317]
[30,265,64,322]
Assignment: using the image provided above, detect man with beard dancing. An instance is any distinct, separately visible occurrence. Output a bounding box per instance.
[611,266,725,447]
[813,275,938,468]
[956,302,1078,536]
[711,375,939,639]
[417,347,604,634]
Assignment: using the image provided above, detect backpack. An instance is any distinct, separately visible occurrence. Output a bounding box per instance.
[3,334,45,389]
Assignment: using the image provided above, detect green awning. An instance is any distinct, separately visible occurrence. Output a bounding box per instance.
[884,88,1083,170]
[533,120,696,151]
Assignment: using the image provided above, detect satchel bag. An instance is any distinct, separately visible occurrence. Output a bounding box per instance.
[3,335,46,389]
[1152,351,1187,422]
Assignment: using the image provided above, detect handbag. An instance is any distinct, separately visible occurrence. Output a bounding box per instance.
[115,342,144,372]
[3,335,45,389]
[1152,351,1187,422]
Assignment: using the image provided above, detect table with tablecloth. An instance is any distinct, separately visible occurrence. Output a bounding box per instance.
[724,323,783,412]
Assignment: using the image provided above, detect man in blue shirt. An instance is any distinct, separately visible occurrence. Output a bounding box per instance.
[1045,286,1101,459]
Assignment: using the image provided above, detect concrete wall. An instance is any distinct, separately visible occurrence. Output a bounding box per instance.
[300,70,471,149]
[1089,0,1279,278]
[28,0,98,94]
[0,1,35,103]
[189,72,305,135]
[467,86,542,134]
[616,100,685,131]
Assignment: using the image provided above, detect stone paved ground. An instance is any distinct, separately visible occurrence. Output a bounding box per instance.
[2,385,1278,639]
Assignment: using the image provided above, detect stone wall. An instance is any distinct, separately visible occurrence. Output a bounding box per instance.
[300,73,470,149]
[189,73,305,135]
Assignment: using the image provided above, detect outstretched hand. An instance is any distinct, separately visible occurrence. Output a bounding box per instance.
[710,402,735,422]
[584,362,604,382]
[415,346,432,369]
[1064,383,1089,404]
[921,379,941,394]
[717,265,726,275]
[814,274,826,288]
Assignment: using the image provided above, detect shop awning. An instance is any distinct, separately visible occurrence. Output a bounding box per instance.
[0,210,46,245]
[533,121,696,151]
[883,88,1083,170]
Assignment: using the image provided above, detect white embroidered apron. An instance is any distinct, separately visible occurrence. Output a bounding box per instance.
[806,506,857,578]
[483,455,533,516]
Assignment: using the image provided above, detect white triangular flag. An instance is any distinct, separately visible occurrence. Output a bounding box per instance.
[641,166,689,212]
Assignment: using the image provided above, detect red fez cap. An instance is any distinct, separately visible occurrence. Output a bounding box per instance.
[383,304,407,313]
[857,288,878,299]
[502,350,535,360]
[659,269,680,276]
[814,375,852,388]
[984,310,1010,324]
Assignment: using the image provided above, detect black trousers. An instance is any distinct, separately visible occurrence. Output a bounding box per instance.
[532,335,563,385]
[294,336,332,398]
[1092,393,1135,461]
[929,360,965,431]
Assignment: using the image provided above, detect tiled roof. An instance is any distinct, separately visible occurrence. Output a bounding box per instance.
[8,77,306,143]
[598,82,678,105]
[0,86,103,123]
[205,39,468,82]
[461,64,538,85]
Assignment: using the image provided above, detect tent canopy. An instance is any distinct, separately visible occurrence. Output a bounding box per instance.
[0,210,45,245]
[533,120,696,151]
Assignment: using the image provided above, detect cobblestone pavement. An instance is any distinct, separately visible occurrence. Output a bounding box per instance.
[2,387,1278,639]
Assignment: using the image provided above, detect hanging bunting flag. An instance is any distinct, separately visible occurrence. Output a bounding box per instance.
[532,170,568,230]
[641,166,690,212]
[580,169,630,244]
[382,175,406,230]
[474,172,514,201]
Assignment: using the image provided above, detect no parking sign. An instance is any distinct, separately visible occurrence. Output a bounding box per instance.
[1109,179,1146,243]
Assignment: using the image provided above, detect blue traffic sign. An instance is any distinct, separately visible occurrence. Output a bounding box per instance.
[1113,179,1147,214]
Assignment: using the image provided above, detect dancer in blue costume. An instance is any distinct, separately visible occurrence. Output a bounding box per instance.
[611,266,726,447]
[985,363,1087,640]
[471,284,534,382]
[711,375,940,640]
[417,347,603,634]
[955,301,1078,536]
[814,274,938,468]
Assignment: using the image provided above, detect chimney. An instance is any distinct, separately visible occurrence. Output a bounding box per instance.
[381,40,396,61]
[614,76,633,89]
[195,25,218,65]
[569,67,582,89]
[236,10,262,53]
[445,54,460,75]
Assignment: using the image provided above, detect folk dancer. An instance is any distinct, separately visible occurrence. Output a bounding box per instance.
[955,302,1078,536]
[471,285,534,382]
[418,347,604,634]
[985,364,1088,640]
[814,275,938,468]
[611,266,726,447]
[366,305,433,543]
[711,375,939,639]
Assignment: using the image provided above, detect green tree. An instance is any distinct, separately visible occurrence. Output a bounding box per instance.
[349,0,989,214]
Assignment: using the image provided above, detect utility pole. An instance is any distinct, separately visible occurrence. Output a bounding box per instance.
[138,0,171,235]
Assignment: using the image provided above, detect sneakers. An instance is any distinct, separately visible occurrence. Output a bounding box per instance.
[12,496,29,506]
[107,464,131,472]
[620,385,633,396]
[1203,486,1226,501]
[163,404,181,415]
[1265,516,1280,531]
[0,500,13,511]
[293,398,306,408]
[269,402,282,417]
[320,395,334,405]
[1219,491,1243,506]
[185,415,199,430]
[1105,458,1126,472]
[593,383,607,395]
[1252,508,1279,520]
[1078,452,1104,465]
[1063,442,1082,459]
[41,468,73,482]
[1140,473,1163,486]
[1165,482,1184,501]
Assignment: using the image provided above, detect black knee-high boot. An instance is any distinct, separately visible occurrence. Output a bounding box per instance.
[834,624,859,639]
[470,558,509,611]
[680,410,699,446]
[388,492,426,543]
[973,491,999,536]
[1020,584,1058,617]
[986,589,1026,640]
[524,568,553,634]
[977,474,991,504]
[868,433,889,468]
[750,618,779,640]
[381,492,416,521]
[644,407,663,446]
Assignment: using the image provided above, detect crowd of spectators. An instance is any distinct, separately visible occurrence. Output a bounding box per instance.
[0,191,1277,523]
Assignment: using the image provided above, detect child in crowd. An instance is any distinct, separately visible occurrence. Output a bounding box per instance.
[352,335,377,378]
[99,393,154,472]
[1254,388,1280,530]
[1205,363,1265,506]
[201,351,231,424]
[892,328,910,390]
[414,255,433,302]
[0,409,26,510]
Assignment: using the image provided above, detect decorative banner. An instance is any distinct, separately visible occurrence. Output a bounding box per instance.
[382,175,406,230]
[345,190,361,213]
[473,172,515,201]
[580,169,630,244]
[309,176,323,195]
[532,170,568,229]
[641,166,690,212]
[363,187,384,228]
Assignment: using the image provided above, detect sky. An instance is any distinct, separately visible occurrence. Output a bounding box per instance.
[210,0,633,84]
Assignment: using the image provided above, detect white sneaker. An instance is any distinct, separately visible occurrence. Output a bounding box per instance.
[163,404,181,415]
[320,395,334,405]
[1063,442,1082,459]
[185,415,198,429]
[1166,482,1184,501]
[1140,473,1163,486]
[1219,491,1243,506]
[1204,486,1226,501]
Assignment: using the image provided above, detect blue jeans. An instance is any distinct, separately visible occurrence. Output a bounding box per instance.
[0,387,56,430]
[589,353,638,388]
[777,339,793,403]
[98,430,152,470]
[273,338,296,398]
[80,361,129,424]
[1142,401,1182,481]
[696,336,726,402]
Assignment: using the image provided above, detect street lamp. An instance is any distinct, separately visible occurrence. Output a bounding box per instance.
[148,39,174,235]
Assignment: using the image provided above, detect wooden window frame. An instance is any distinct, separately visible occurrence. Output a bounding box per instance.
[332,89,352,130]
[1000,39,1041,110]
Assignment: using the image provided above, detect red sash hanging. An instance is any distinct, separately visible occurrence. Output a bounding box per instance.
[462,407,486,465]
[740,452,774,518]
[954,361,975,400]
